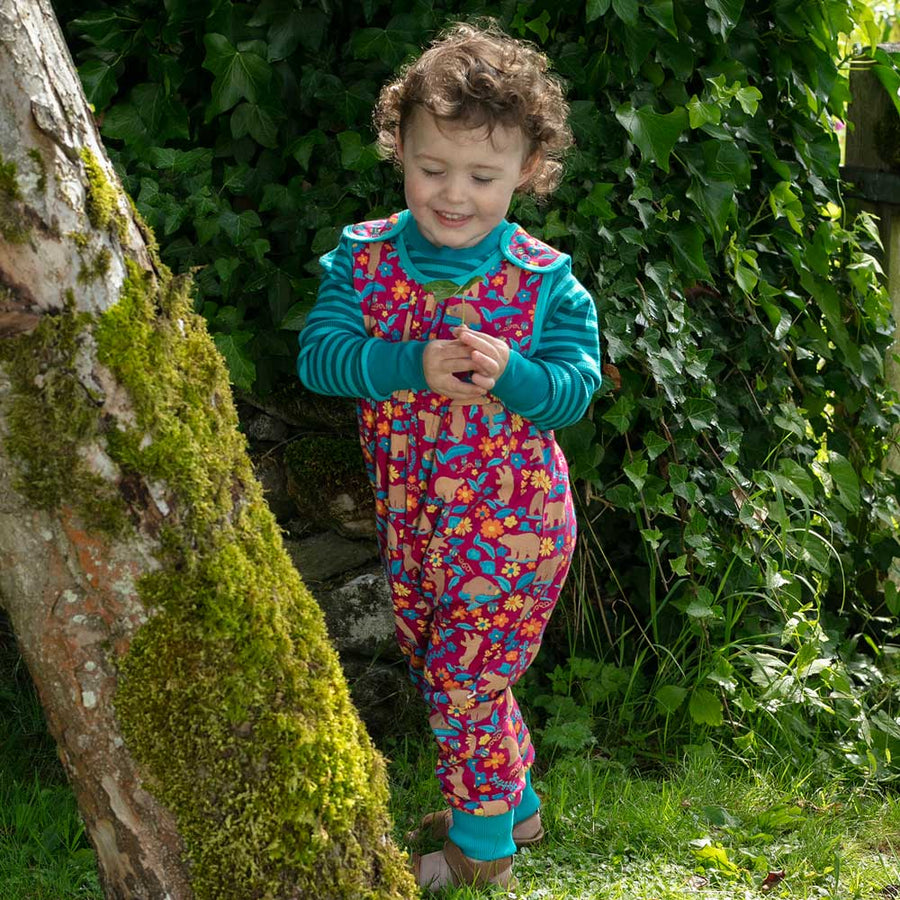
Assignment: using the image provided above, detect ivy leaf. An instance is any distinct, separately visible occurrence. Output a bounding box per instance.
[670,223,712,281]
[603,395,635,434]
[350,27,415,66]
[526,10,551,43]
[624,456,649,490]
[203,33,273,117]
[687,95,721,129]
[686,177,736,249]
[828,452,860,513]
[644,430,669,459]
[586,0,611,22]
[267,8,328,59]
[643,0,678,37]
[217,209,262,243]
[78,59,119,109]
[213,332,256,391]
[704,0,744,39]
[231,103,279,148]
[612,0,639,27]
[615,103,688,172]
[689,688,724,727]
[280,298,316,331]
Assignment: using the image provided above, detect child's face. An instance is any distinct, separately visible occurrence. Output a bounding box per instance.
[396,109,536,250]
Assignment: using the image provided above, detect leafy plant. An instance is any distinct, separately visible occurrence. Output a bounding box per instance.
[54,0,900,766]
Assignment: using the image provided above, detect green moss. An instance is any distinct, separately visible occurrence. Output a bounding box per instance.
[27,148,47,193]
[284,435,371,534]
[85,261,416,898]
[0,154,29,244]
[79,147,127,241]
[0,293,128,533]
[68,231,91,251]
[77,247,111,284]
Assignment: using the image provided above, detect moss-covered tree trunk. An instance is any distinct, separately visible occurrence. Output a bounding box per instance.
[0,3,415,898]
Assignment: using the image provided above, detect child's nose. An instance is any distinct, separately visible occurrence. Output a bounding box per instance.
[441,174,466,204]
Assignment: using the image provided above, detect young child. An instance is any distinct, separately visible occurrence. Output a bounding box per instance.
[297,21,602,890]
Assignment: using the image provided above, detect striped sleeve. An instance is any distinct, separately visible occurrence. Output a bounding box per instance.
[492,267,602,431]
[296,236,427,400]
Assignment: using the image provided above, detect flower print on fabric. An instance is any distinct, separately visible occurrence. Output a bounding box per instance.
[353,215,577,816]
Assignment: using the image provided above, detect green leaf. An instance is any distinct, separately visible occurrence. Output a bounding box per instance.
[231,103,279,148]
[670,555,689,576]
[624,456,649,490]
[602,395,635,434]
[704,0,744,38]
[203,33,273,116]
[682,398,716,431]
[267,8,328,59]
[656,684,687,713]
[101,103,146,145]
[288,130,327,170]
[828,452,860,513]
[687,95,721,129]
[643,0,677,37]
[615,103,688,172]
[526,10,551,42]
[670,224,712,281]
[586,0,611,22]
[213,332,256,391]
[281,298,316,331]
[644,430,669,460]
[217,209,261,243]
[350,28,414,66]
[686,177,735,249]
[689,688,724,727]
[691,838,740,873]
[78,60,119,110]
[577,182,616,221]
[612,0,639,26]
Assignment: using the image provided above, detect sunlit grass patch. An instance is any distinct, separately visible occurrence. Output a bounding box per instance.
[389,739,900,899]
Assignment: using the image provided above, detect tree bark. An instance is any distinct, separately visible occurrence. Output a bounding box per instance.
[0,3,415,898]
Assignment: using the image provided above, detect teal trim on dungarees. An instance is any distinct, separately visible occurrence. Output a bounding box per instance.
[516,768,541,823]
[449,808,516,861]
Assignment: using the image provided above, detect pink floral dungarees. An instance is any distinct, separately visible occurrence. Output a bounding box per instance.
[351,213,577,816]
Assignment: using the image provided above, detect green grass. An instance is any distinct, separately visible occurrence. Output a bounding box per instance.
[0,616,102,900]
[3,601,899,900]
[389,736,900,899]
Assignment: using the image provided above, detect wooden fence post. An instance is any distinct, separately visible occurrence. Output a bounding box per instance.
[843,43,900,473]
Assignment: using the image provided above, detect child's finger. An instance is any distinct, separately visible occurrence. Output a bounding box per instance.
[471,350,499,376]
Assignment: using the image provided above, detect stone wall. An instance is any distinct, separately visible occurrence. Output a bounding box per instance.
[237,388,421,746]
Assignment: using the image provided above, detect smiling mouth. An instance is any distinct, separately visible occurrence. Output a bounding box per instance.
[435,210,472,225]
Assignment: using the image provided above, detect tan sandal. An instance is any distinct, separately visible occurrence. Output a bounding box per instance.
[411,838,516,890]
[407,807,544,847]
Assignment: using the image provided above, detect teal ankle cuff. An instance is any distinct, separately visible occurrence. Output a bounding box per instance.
[515,768,541,823]
[448,808,516,861]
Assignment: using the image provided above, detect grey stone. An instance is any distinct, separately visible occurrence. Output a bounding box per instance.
[318,571,398,657]
[340,656,422,747]
[285,532,379,585]
[251,453,296,523]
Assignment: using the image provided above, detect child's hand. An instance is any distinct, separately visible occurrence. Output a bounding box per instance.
[453,325,510,391]
[422,338,488,401]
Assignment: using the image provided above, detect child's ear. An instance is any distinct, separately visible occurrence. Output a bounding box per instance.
[395,126,405,164]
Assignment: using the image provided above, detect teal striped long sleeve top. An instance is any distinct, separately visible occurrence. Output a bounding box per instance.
[296,213,602,431]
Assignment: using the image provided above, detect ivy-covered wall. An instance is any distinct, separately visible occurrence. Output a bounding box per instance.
[54,0,900,765]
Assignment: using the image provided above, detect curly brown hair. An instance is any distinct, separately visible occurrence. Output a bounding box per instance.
[373,20,573,197]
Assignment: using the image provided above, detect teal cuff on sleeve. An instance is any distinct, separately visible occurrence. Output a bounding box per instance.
[367,339,428,398]
[491,349,551,416]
